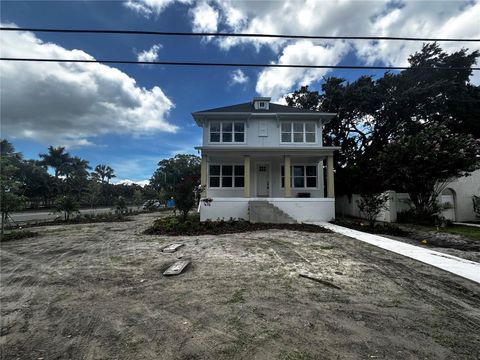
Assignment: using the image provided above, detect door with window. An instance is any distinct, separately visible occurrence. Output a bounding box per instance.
[256,164,270,197]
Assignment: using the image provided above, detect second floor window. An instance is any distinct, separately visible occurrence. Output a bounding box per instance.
[210,121,245,143]
[281,122,316,143]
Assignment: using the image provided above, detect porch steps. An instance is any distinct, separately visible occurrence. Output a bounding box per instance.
[249,201,297,224]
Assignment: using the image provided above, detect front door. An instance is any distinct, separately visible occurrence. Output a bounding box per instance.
[256,164,270,197]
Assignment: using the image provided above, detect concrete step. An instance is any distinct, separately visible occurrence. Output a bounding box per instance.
[249,201,296,224]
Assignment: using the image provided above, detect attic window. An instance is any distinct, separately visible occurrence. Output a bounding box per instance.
[259,102,265,108]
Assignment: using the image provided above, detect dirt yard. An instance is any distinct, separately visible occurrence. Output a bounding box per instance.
[1,213,479,360]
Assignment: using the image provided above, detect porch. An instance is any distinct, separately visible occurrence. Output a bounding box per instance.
[197,147,338,222]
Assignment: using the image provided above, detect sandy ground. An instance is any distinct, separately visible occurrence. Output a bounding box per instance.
[1,213,479,360]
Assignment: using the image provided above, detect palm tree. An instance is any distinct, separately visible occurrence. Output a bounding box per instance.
[94,164,116,184]
[39,146,71,178]
[62,157,91,179]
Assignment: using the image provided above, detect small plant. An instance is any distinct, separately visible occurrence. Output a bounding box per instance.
[114,196,128,215]
[357,193,389,228]
[54,196,80,221]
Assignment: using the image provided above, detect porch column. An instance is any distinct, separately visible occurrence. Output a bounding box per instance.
[327,155,335,198]
[284,156,292,198]
[200,155,208,197]
[244,155,250,198]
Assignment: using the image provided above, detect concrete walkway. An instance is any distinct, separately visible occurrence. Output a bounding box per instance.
[311,222,480,284]
[453,222,480,228]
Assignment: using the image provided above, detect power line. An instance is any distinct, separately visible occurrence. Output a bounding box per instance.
[1,57,479,71]
[1,27,479,42]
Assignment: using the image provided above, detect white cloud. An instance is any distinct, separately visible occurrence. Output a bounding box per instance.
[0,27,177,147]
[124,0,191,17]
[256,41,350,101]
[123,0,480,92]
[137,43,162,62]
[114,179,150,187]
[209,0,480,90]
[230,69,248,85]
[190,2,219,33]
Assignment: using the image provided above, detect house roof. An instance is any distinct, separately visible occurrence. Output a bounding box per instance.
[192,100,336,126]
[193,101,325,114]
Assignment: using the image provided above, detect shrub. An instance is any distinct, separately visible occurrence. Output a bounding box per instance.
[175,177,197,221]
[114,196,128,215]
[54,196,80,221]
[473,195,480,218]
[357,193,389,228]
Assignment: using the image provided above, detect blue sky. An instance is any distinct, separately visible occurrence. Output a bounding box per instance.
[1,0,479,184]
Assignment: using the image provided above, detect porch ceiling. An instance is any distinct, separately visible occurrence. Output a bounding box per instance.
[195,146,340,157]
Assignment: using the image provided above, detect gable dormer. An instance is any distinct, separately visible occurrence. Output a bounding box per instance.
[252,97,271,110]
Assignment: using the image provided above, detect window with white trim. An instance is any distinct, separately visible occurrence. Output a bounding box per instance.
[210,121,245,143]
[281,122,316,143]
[281,165,317,188]
[209,165,244,188]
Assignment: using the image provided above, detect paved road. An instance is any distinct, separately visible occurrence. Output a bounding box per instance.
[5,206,140,224]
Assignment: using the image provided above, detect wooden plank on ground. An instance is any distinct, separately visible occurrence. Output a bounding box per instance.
[161,243,184,253]
[163,260,190,276]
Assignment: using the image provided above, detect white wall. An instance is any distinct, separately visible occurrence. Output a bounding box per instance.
[199,198,249,221]
[336,174,480,223]
[271,198,335,222]
[336,191,397,222]
[444,170,480,222]
[199,198,335,222]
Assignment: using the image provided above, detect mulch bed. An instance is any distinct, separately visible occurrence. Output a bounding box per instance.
[144,216,332,236]
[1,230,38,242]
[7,214,134,230]
[332,218,408,236]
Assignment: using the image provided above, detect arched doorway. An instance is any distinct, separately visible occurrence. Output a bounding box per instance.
[441,188,456,221]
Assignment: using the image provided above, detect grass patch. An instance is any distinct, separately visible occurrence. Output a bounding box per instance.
[1,230,38,242]
[110,256,122,263]
[437,225,480,241]
[144,215,331,236]
[226,289,246,304]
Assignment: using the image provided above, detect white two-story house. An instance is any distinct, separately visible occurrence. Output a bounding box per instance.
[193,97,339,223]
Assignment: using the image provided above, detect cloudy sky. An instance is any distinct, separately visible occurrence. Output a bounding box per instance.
[1,0,479,184]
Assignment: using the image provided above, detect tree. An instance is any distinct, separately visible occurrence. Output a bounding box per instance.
[0,140,25,234]
[133,189,144,208]
[150,154,201,196]
[175,177,196,221]
[39,146,71,178]
[18,160,51,208]
[286,44,480,195]
[378,124,479,219]
[94,164,116,184]
[54,196,79,221]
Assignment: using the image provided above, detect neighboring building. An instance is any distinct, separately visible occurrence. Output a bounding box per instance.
[440,169,480,222]
[336,170,480,223]
[193,97,339,222]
